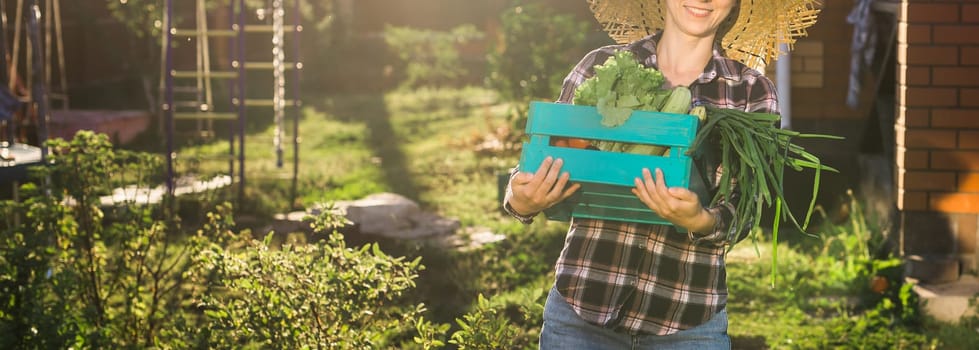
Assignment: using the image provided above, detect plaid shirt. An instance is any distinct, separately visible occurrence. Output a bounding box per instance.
[504,33,779,335]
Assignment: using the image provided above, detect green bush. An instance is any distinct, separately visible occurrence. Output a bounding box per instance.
[728,192,943,348]
[385,24,485,89]
[0,131,451,348]
[0,131,184,348]
[483,1,588,147]
[172,205,445,349]
[449,289,544,350]
[486,2,587,103]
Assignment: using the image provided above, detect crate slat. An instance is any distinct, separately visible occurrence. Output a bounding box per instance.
[519,144,691,188]
[526,101,698,146]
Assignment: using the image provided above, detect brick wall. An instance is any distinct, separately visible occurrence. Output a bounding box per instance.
[897,0,979,279]
[786,0,871,121]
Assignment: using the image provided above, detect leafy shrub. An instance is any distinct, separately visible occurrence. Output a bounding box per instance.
[728,192,943,348]
[449,288,545,350]
[173,205,446,349]
[0,131,186,348]
[0,131,451,348]
[486,1,588,103]
[385,24,485,89]
[484,1,588,141]
[814,283,937,349]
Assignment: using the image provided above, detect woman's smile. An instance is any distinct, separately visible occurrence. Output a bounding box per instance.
[683,5,713,18]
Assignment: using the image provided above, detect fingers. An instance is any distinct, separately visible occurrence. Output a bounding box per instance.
[634,168,661,214]
[634,168,685,216]
[653,169,701,208]
[512,171,534,185]
[654,168,670,196]
[545,160,583,202]
[511,157,558,190]
[632,183,657,213]
[522,156,553,189]
[539,171,578,205]
[510,157,577,212]
[534,158,566,198]
[560,182,582,200]
[668,187,696,201]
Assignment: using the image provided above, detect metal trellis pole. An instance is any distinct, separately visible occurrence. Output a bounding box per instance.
[51,0,65,109]
[9,0,21,93]
[272,0,284,169]
[0,0,10,143]
[25,0,47,158]
[0,0,8,89]
[236,0,246,207]
[290,0,301,208]
[164,0,175,197]
[227,0,236,186]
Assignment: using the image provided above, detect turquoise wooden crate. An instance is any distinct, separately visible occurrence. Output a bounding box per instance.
[518,101,700,226]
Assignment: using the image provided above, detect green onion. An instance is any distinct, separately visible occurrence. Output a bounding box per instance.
[689,107,843,280]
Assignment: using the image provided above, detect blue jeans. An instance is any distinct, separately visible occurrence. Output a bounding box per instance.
[540,287,731,349]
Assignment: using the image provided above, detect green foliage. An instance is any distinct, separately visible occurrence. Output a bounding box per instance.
[105,0,165,40]
[449,289,544,350]
[484,1,588,147]
[485,2,588,104]
[728,192,944,349]
[0,131,187,348]
[173,206,447,349]
[0,131,452,348]
[412,317,451,350]
[796,196,933,348]
[573,50,669,127]
[384,24,485,89]
[813,283,937,349]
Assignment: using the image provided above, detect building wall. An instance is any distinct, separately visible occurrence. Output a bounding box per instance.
[785,0,873,122]
[897,0,979,280]
[762,0,890,229]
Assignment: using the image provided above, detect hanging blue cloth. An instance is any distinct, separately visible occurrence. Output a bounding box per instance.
[847,0,877,109]
[0,85,19,121]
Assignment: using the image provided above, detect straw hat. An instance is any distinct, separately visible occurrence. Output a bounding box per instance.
[588,0,822,70]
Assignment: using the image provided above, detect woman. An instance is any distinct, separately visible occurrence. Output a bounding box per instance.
[503,0,821,348]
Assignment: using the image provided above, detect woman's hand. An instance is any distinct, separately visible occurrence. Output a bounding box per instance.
[632,168,715,233]
[508,157,581,216]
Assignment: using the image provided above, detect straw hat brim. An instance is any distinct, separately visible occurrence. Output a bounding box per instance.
[588,0,821,70]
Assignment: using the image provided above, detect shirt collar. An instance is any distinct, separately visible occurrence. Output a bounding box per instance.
[698,46,742,84]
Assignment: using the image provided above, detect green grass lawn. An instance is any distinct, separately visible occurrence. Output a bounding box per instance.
[181,86,979,348]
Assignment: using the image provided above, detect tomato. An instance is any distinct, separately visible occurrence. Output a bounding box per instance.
[567,138,591,149]
[870,275,889,294]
